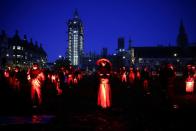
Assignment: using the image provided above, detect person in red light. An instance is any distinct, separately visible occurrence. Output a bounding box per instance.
[184,65,195,93]
[74,67,82,85]
[186,75,194,93]
[141,67,150,94]
[3,68,12,88]
[135,67,141,80]
[27,63,45,107]
[51,73,62,95]
[4,69,10,78]
[120,66,127,83]
[11,66,21,91]
[128,67,135,87]
[66,65,75,87]
[160,63,176,100]
[96,58,112,109]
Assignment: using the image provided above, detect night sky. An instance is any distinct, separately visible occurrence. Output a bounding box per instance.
[0,0,196,62]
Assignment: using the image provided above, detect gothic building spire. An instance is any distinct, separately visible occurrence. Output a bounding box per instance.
[177,20,188,47]
[73,9,79,18]
[128,39,132,50]
[24,34,27,41]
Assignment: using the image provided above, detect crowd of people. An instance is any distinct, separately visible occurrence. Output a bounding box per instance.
[0,60,195,110]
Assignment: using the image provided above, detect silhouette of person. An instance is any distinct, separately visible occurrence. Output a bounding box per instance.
[27,63,45,107]
[96,58,112,109]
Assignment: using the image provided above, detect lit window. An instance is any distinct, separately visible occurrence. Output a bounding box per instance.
[174,53,177,57]
[139,58,143,63]
[13,46,15,50]
[17,55,20,58]
[17,46,21,50]
[123,56,126,59]
[6,54,9,57]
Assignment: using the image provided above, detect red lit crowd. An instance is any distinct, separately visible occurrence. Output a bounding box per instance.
[0,60,195,109]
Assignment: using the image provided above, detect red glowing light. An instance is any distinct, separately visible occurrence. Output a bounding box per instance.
[4,71,9,78]
[32,115,41,124]
[67,74,73,86]
[143,80,149,89]
[136,72,141,80]
[27,74,31,80]
[31,79,42,105]
[97,78,111,108]
[96,58,112,66]
[77,74,82,80]
[73,78,78,84]
[129,72,135,80]
[33,66,38,70]
[121,73,127,82]
[186,77,194,93]
[50,74,62,95]
[30,72,45,106]
[51,75,56,82]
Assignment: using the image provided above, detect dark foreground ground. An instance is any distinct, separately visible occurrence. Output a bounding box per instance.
[0,76,196,131]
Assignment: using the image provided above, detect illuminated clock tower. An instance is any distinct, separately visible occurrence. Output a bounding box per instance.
[67,10,84,66]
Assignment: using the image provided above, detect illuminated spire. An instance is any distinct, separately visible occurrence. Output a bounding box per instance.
[67,9,84,66]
